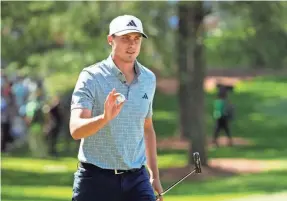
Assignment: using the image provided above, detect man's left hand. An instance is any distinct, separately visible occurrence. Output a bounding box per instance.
[151,178,164,201]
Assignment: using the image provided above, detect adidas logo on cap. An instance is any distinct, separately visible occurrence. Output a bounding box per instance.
[109,15,148,38]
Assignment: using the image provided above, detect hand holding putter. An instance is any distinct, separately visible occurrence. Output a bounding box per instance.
[156,152,202,200]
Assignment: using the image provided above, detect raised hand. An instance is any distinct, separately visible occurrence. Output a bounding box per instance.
[103,88,125,122]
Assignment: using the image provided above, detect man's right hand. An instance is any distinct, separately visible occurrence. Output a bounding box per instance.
[103,88,125,122]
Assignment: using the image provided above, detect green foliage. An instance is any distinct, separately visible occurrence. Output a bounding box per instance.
[2,1,286,85]
[210,1,287,68]
[1,1,176,79]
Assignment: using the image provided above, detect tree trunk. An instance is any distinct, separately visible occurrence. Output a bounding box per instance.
[177,4,190,140]
[177,1,208,166]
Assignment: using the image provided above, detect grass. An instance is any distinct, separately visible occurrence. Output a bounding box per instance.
[2,155,287,201]
[2,76,287,201]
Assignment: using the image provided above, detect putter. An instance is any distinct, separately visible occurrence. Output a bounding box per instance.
[155,152,202,200]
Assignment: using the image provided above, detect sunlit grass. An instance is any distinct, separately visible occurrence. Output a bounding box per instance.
[0,184,256,201]
[1,185,72,200]
[1,157,77,173]
[2,155,287,201]
[158,153,187,168]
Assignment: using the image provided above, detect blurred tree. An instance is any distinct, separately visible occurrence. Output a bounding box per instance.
[2,1,286,81]
[1,1,176,76]
[177,1,209,166]
[215,1,287,68]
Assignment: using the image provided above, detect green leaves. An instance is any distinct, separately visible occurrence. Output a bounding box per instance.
[214,1,287,68]
[2,1,287,85]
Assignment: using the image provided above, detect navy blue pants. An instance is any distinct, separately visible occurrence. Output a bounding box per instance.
[72,162,156,201]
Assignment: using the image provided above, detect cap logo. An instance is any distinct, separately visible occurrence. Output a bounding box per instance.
[126,20,137,27]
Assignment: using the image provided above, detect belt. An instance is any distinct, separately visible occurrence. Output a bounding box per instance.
[78,162,144,175]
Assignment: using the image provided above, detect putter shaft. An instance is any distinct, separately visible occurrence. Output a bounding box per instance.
[156,169,196,200]
[156,152,202,200]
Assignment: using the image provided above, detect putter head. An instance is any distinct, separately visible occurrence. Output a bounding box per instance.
[193,152,202,173]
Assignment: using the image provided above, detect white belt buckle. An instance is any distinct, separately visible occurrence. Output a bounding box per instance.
[114,169,124,175]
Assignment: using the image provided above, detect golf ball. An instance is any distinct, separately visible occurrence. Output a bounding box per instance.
[116,94,125,103]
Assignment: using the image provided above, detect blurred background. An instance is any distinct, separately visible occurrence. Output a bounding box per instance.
[1,1,287,201]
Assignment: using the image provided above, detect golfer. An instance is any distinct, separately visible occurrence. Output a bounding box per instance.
[70,15,163,201]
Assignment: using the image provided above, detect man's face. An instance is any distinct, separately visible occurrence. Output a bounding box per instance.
[108,32,142,63]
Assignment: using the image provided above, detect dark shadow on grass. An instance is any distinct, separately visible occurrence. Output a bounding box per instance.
[161,170,287,196]
[1,169,74,187]
[1,136,80,159]
[254,75,287,83]
[158,149,187,155]
[209,145,287,159]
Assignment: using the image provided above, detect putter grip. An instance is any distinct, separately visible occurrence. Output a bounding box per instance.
[155,195,160,201]
[193,152,202,173]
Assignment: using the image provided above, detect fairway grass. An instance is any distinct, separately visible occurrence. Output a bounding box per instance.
[2,155,287,201]
[0,184,254,201]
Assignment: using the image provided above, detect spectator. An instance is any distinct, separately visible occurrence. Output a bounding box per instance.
[1,92,13,152]
[11,76,29,109]
[46,95,63,157]
[24,94,49,158]
[212,87,234,147]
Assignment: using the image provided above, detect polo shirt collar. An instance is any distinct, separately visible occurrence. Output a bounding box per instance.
[106,55,141,83]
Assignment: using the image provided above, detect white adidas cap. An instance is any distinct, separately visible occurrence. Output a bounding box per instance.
[109,15,148,38]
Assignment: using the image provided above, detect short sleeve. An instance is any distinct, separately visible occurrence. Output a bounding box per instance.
[71,70,95,111]
[146,75,156,118]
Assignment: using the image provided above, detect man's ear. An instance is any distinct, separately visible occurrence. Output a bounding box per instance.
[107,35,113,46]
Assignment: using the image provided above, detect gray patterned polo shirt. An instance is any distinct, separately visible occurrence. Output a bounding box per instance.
[71,55,156,170]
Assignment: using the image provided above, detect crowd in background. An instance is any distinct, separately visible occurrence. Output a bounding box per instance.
[1,71,235,156]
[1,72,65,157]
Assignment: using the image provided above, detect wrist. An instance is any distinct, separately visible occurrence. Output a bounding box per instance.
[152,176,160,180]
[101,113,110,124]
[148,169,159,180]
